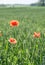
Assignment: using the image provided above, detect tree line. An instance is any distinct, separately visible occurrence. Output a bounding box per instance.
[31,0,45,6]
[39,0,45,6]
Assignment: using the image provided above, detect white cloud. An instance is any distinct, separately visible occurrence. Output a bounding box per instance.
[0,0,38,4]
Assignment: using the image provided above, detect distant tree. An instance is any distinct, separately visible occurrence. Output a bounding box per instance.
[39,0,45,6]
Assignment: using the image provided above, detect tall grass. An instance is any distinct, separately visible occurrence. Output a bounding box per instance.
[0,7,45,65]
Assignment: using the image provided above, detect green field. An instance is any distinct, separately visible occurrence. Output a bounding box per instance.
[0,7,45,65]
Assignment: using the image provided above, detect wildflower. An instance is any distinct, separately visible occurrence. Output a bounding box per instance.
[0,33,2,36]
[8,38,17,44]
[10,20,19,27]
[33,32,40,38]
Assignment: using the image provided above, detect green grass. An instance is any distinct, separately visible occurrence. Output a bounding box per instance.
[0,7,45,65]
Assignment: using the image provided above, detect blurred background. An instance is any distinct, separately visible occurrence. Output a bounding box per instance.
[0,0,45,7]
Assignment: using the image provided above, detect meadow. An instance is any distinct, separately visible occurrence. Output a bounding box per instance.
[0,7,45,65]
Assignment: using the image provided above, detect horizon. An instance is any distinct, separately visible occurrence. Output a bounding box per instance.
[0,0,38,4]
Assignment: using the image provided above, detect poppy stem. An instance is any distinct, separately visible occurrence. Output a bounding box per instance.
[13,28,15,38]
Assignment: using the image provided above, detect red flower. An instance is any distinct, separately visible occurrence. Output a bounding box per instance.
[0,33,2,36]
[8,38,17,44]
[10,20,19,27]
[33,32,40,38]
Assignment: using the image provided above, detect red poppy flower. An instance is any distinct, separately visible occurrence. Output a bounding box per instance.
[8,38,17,44]
[33,32,40,38]
[0,33,2,36]
[10,20,19,27]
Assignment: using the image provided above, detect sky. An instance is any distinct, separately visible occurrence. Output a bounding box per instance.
[0,0,38,4]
